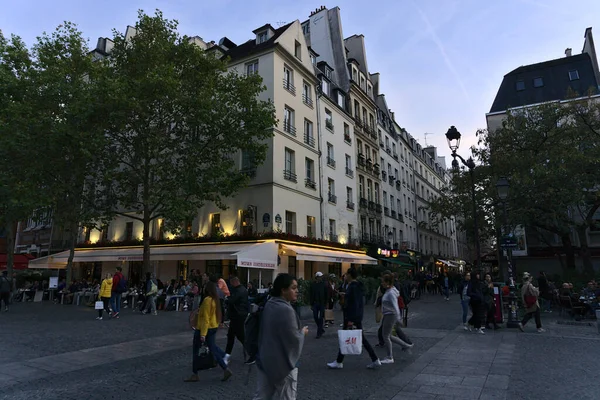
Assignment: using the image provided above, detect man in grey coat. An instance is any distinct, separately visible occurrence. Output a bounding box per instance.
[254,273,308,400]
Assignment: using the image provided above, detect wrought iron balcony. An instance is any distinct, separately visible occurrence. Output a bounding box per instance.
[283,78,296,95]
[345,167,354,178]
[283,169,297,182]
[328,193,337,204]
[302,93,313,108]
[305,178,316,189]
[359,198,368,208]
[346,201,355,210]
[327,157,336,168]
[325,120,334,131]
[304,132,315,147]
[283,121,296,136]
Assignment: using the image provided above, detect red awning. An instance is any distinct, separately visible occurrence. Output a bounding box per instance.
[0,253,35,270]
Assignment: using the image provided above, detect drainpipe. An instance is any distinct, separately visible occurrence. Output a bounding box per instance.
[315,92,325,240]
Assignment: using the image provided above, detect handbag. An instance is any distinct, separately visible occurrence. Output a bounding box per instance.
[194,343,217,371]
[523,285,537,308]
[94,301,104,310]
[338,329,363,355]
[324,309,334,321]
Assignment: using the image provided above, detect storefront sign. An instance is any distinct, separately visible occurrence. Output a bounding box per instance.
[262,213,270,227]
[116,256,144,261]
[239,260,276,268]
[377,248,399,258]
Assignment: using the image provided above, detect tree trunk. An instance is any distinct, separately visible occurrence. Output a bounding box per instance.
[561,233,576,272]
[143,206,151,277]
[5,220,15,277]
[576,225,594,278]
[66,221,78,285]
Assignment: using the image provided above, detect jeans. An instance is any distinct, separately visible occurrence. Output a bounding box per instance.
[461,299,470,324]
[206,327,227,370]
[110,292,122,313]
[312,303,325,336]
[521,307,542,329]
[336,320,377,363]
[253,367,298,400]
[98,296,110,318]
[444,287,449,298]
[225,316,246,355]
[381,314,412,358]
[468,300,485,329]
[144,294,157,313]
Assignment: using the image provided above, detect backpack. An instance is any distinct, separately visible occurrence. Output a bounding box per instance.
[396,281,411,307]
[244,298,268,360]
[116,275,127,293]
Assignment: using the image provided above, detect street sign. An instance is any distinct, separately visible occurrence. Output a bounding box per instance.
[501,234,518,248]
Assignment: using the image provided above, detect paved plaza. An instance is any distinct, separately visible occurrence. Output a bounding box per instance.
[0,294,598,400]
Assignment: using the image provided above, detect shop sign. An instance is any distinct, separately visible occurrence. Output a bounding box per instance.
[262,213,270,227]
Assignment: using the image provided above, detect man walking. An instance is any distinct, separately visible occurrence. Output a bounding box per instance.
[0,271,11,312]
[224,276,248,364]
[327,267,381,370]
[111,267,125,318]
[310,272,327,338]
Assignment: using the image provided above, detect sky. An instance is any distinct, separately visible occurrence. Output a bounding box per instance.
[2,0,599,161]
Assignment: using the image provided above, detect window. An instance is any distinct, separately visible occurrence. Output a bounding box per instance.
[375,183,380,203]
[241,150,255,173]
[360,74,365,90]
[390,195,395,211]
[310,53,316,65]
[304,119,314,147]
[533,77,544,88]
[367,83,372,96]
[359,176,365,198]
[352,67,358,82]
[302,82,312,107]
[125,222,133,241]
[569,70,580,81]
[283,66,295,94]
[305,157,315,182]
[288,256,297,277]
[345,154,352,175]
[329,219,337,241]
[307,216,315,238]
[321,78,330,96]
[344,123,350,143]
[354,100,360,119]
[285,211,296,234]
[294,40,301,59]
[211,213,221,236]
[392,143,397,156]
[325,109,334,131]
[283,106,295,135]
[327,143,335,167]
[101,224,109,241]
[246,60,259,75]
[385,136,390,149]
[367,179,373,201]
[328,178,336,204]
[357,139,363,155]
[346,186,353,203]
[383,191,388,207]
[348,224,354,242]
[258,32,268,43]
[328,262,342,277]
[515,80,525,91]
[337,92,345,108]
[284,148,296,181]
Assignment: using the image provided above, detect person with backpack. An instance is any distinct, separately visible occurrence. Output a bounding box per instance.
[224,276,248,364]
[253,273,308,399]
[327,267,381,370]
[111,266,126,319]
[0,271,11,312]
[142,272,158,315]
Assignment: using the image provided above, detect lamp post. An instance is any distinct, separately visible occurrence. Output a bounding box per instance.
[445,126,482,270]
[496,177,519,328]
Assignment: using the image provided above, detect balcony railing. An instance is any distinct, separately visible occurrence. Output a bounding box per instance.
[304,132,315,147]
[328,193,337,204]
[368,200,375,210]
[344,133,351,143]
[346,201,355,210]
[384,207,390,216]
[391,210,397,218]
[382,171,387,180]
[325,119,334,132]
[302,93,313,108]
[396,180,401,190]
[359,198,368,208]
[305,178,316,189]
[393,153,399,160]
[375,203,382,214]
[357,154,365,166]
[283,169,297,182]
[283,121,296,136]
[283,79,296,95]
[327,157,336,168]
[388,176,395,185]
[345,167,354,178]
[379,140,384,148]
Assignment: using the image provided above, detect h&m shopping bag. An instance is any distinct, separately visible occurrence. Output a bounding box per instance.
[94,301,104,310]
[338,329,363,355]
[324,309,334,321]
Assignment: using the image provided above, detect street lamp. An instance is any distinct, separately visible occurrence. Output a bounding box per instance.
[496,177,519,328]
[445,126,481,270]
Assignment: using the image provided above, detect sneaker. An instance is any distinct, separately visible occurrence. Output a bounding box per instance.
[477,328,485,334]
[463,323,469,331]
[141,311,147,315]
[339,323,343,327]
[152,311,158,316]
[366,359,381,369]
[224,354,231,365]
[324,323,329,328]
[221,369,233,382]
[327,361,343,369]
[97,317,103,320]
[380,357,394,364]
[375,343,385,348]
[537,328,545,333]
[518,323,524,332]
[397,338,414,348]
[244,356,256,365]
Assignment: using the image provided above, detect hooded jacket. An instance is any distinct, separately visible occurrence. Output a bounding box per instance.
[343,280,365,322]
[382,286,401,320]
[99,278,113,298]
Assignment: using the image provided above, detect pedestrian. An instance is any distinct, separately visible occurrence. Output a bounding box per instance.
[142,272,158,315]
[443,273,450,300]
[185,281,233,382]
[224,276,248,364]
[325,274,337,328]
[537,271,552,313]
[467,272,485,334]
[374,271,391,347]
[458,272,471,330]
[519,272,545,333]
[110,266,125,319]
[327,267,381,370]
[254,273,308,399]
[97,273,113,320]
[0,271,11,312]
[310,272,327,338]
[10,272,17,304]
[483,273,500,330]
[380,274,413,364]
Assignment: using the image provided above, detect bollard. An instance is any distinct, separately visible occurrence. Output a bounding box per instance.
[597,310,600,334]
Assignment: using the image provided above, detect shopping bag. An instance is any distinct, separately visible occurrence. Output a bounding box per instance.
[338,329,363,355]
[324,309,334,321]
[94,301,104,310]
[194,344,217,371]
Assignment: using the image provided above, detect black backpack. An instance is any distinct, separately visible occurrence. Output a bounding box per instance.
[244,296,269,360]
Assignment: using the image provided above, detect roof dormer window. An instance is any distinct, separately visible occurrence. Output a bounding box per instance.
[533,77,544,88]
[253,24,275,45]
[515,80,525,91]
[258,32,268,44]
[569,70,580,81]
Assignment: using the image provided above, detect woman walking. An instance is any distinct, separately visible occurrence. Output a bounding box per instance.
[97,273,113,320]
[380,274,414,364]
[467,273,485,334]
[483,274,500,330]
[458,272,471,330]
[519,272,545,333]
[185,281,232,382]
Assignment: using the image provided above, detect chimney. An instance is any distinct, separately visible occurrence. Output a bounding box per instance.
[565,48,572,57]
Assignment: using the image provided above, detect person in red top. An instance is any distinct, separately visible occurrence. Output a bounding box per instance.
[111,267,125,318]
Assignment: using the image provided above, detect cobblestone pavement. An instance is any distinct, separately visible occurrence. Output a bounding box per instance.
[1,293,598,399]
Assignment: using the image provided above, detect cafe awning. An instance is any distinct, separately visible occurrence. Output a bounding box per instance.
[234,241,278,269]
[282,244,377,265]
[0,254,36,270]
[380,257,414,268]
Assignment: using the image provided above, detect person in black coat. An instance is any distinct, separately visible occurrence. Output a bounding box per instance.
[467,272,485,333]
[310,272,327,339]
[224,276,249,363]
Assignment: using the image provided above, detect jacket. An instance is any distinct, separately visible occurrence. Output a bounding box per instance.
[310,280,327,306]
[467,279,483,303]
[0,276,11,293]
[197,296,219,336]
[482,281,495,306]
[257,296,305,383]
[112,272,123,292]
[99,278,113,298]
[218,279,230,297]
[458,280,470,301]
[382,286,401,320]
[343,280,365,323]
[226,284,249,320]
[521,281,540,314]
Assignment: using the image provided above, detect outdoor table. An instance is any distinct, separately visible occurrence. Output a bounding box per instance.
[171,295,185,311]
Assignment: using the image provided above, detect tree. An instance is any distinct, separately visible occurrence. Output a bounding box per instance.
[27,22,108,283]
[97,10,276,273]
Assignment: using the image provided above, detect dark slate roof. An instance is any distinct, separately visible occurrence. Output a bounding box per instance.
[225,23,293,62]
[489,53,599,113]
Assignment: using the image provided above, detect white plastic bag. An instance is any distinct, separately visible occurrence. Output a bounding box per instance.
[94,301,104,310]
[338,329,363,355]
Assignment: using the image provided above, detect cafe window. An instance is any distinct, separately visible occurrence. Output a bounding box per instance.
[304,261,314,279]
[288,256,297,278]
[206,260,223,278]
[328,263,342,278]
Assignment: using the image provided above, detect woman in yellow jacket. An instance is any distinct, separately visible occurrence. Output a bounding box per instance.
[97,273,113,320]
[185,281,232,382]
